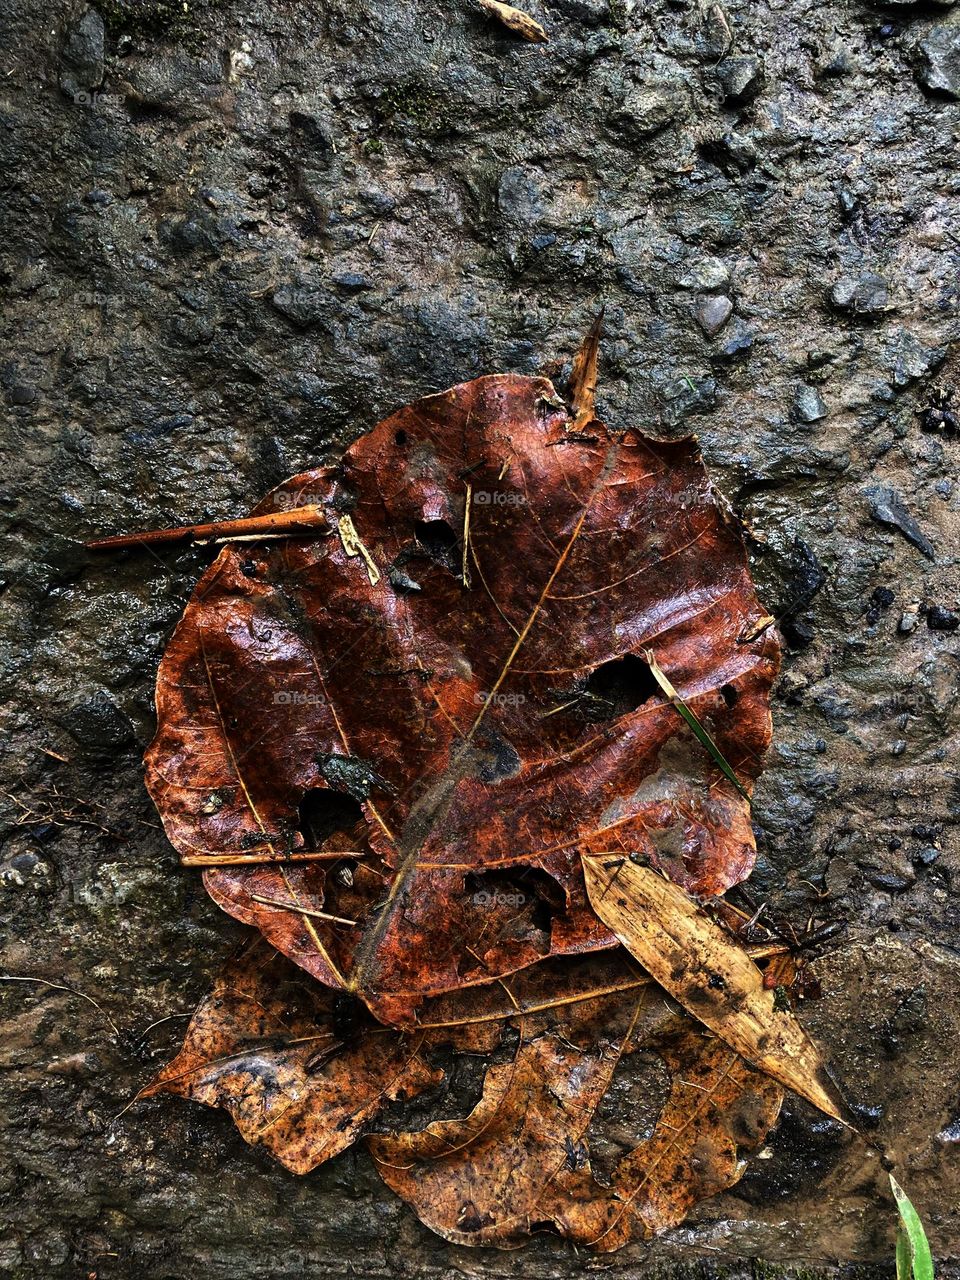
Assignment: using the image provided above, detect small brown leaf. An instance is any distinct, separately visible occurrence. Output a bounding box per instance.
[141,940,441,1174]
[581,856,851,1124]
[370,996,642,1248]
[477,0,548,43]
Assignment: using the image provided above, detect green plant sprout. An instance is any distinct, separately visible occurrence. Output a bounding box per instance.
[891,1175,934,1280]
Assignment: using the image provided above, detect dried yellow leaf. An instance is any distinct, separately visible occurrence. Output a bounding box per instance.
[581,855,852,1125]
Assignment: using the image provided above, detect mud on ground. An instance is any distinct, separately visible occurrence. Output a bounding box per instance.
[1,0,958,1276]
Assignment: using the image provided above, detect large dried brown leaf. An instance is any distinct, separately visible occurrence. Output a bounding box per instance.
[144,370,780,1027]
[581,856,849,1124]
[369,991,782,1249]
[143,937,783,1245]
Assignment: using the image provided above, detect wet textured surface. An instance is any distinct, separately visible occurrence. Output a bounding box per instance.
[1,0,958,1276]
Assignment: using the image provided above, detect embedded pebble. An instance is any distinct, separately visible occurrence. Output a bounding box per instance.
[695,295,733,337]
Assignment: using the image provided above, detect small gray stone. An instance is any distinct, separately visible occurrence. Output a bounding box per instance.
[611,79,691,140]
[695,6,736,60]
[887,328,946,389]
[551,0,610,23]
[713,320,755,363]
[7,384,36,406]
[331,272,373,292]
[829,273,890,317]
[899,604,921,634]
[717,55,765,104]
[918,20,960,100]
[677,257,729,290]
[497,167,545,226]
[59,9,104,99]
[58,694,134,755]
[695,294,733,337]
[865,485,936,560]
[271,286,332,328]
[793,384,827,423]
[915,847,941,867]
[817,46,854,78]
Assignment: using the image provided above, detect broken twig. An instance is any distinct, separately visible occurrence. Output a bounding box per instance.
[87,505,328,551]
[477,0,548,44]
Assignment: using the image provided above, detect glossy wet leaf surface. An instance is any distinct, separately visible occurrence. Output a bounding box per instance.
[135,360,830,1248]
[145,369,780,1027]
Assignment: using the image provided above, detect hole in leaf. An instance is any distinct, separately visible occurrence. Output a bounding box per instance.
[413,519,460,574]
[297,788,364,847]
[720,683,738,707]
[415,518,457,555]
[586,1051,672,1184]
[581,653,658,721]
[395,429,408,446]
[463,868,564,943]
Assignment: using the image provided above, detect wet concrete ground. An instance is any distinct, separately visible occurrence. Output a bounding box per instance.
[1,0,958,1275]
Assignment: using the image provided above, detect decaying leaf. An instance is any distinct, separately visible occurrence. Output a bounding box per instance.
[581,856,850,1124]
[477,0,548,43]
[371,996,782,1249]
[371,1012,639,1249]
[91,328,832,1248]
[141,939,441,1173]
[604,1023,783,1244]
[143,367,779,1029]
[147,938,782,1246]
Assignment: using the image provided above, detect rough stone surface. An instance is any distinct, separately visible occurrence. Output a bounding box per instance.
[917,14,960,99]
[1,0,960,1277]
[793,383,828,423]
[829,271,891,317]
[716,54,766,104]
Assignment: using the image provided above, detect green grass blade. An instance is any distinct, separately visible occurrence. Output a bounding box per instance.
[896,1230,913,1280]
[644,650,751,803]
[891,1175,934,1280]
